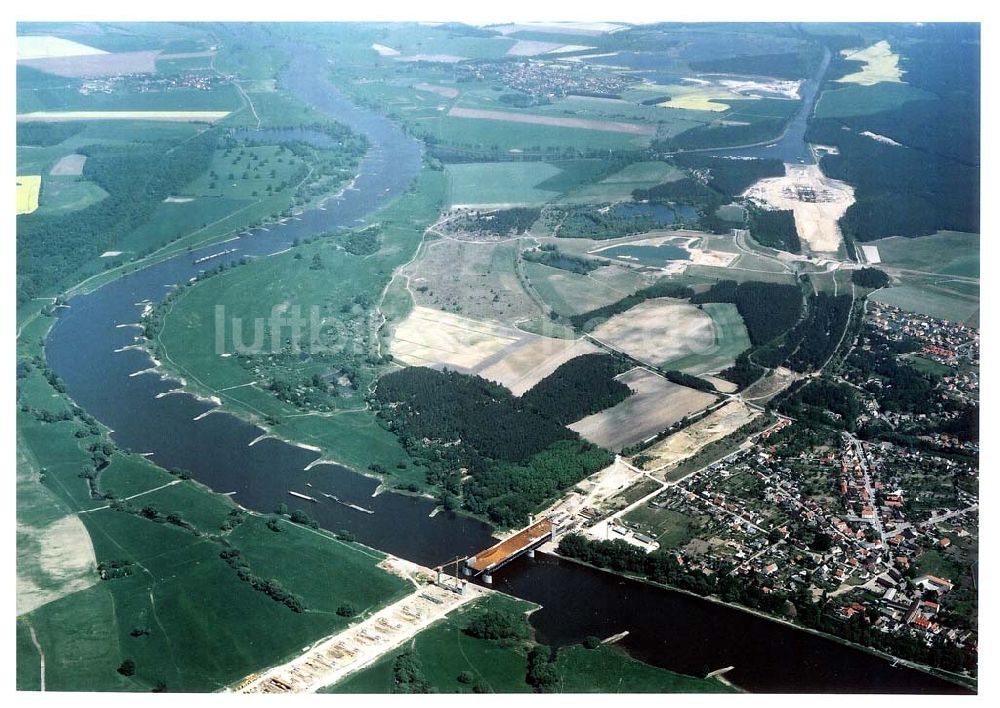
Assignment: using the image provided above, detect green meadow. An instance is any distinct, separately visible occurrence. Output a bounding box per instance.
[445,162,563,207]
[16,312,411,692]
[155,169,447,484]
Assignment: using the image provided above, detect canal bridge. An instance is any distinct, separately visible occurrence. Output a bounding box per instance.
[462,517,560,584]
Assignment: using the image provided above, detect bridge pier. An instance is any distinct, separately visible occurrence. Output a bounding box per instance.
[528,549,535,559]
[482,573,493,585]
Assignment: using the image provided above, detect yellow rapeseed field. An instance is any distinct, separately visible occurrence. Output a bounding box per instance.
[16,175,41,215]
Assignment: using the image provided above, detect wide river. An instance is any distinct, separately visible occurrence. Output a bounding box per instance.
[45,33,966,694]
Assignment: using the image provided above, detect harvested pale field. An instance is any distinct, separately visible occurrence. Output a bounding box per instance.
[479,337,600,395]
[569,368,716,451]
[404,238,543,323]
[506,40,566,56]
[389,305,598,394]
[590,298,715,367]
[49,153,87,176]
[17,514,98,615]
[17,35,108,60]
[838,40,904,86]
[861,244,882,264]
[634,400,759,472]
[16,176,41,215]
[491,22,627,36]
[701,374,738,393]
[548,45,596,54]
[372,43,401,57]
[18,50,161,77]
[18,110,231,123]
[448,106,656,136]
[743,163,854,255]
[399,54,467,63]
[389,306,522,371]
[414,82,459,99]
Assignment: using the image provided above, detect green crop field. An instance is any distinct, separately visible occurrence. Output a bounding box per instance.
[17,84,244,115]
[814,82,935,119]
[869,231,979,278]
[445,162,563,207]
[871,283,979,325]
[661,302,752,375]
[35,177,109,215]
[523,261,646,317]
[564,160,685,203]
[415,115,651,153]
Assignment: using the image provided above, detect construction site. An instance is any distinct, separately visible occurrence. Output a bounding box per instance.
[235,559,487,694]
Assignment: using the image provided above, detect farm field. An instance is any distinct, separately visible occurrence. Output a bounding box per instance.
[447,106,657,136]
[49,153,87,175]
[814,81,932,119]
[16,432,98,616]
[16,175,41,214]
[404,238,543,324]
[660,303,752,375]
[590,298,716,367]
[17,34,108,59]
[17,110,232,122]
[415,115,651,153]
[479,337,600,396]
[634,400,760,473]
[444,162,563,208]
[563,160,685,203]
[34,177,109,215]
[390,306,525,370]
[569,368,717,451]
[870,283,979,326]
[389,305,600,396]
[523,261,649,317]
[869,231,980,278]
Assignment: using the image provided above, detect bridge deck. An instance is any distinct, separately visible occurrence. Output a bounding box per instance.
[468,520,552,573]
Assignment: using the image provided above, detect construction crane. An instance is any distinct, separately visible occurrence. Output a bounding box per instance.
[433,556,468,594]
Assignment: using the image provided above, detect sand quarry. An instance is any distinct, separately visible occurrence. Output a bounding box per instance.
[389,305,599,395]
[743,163,855,255]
